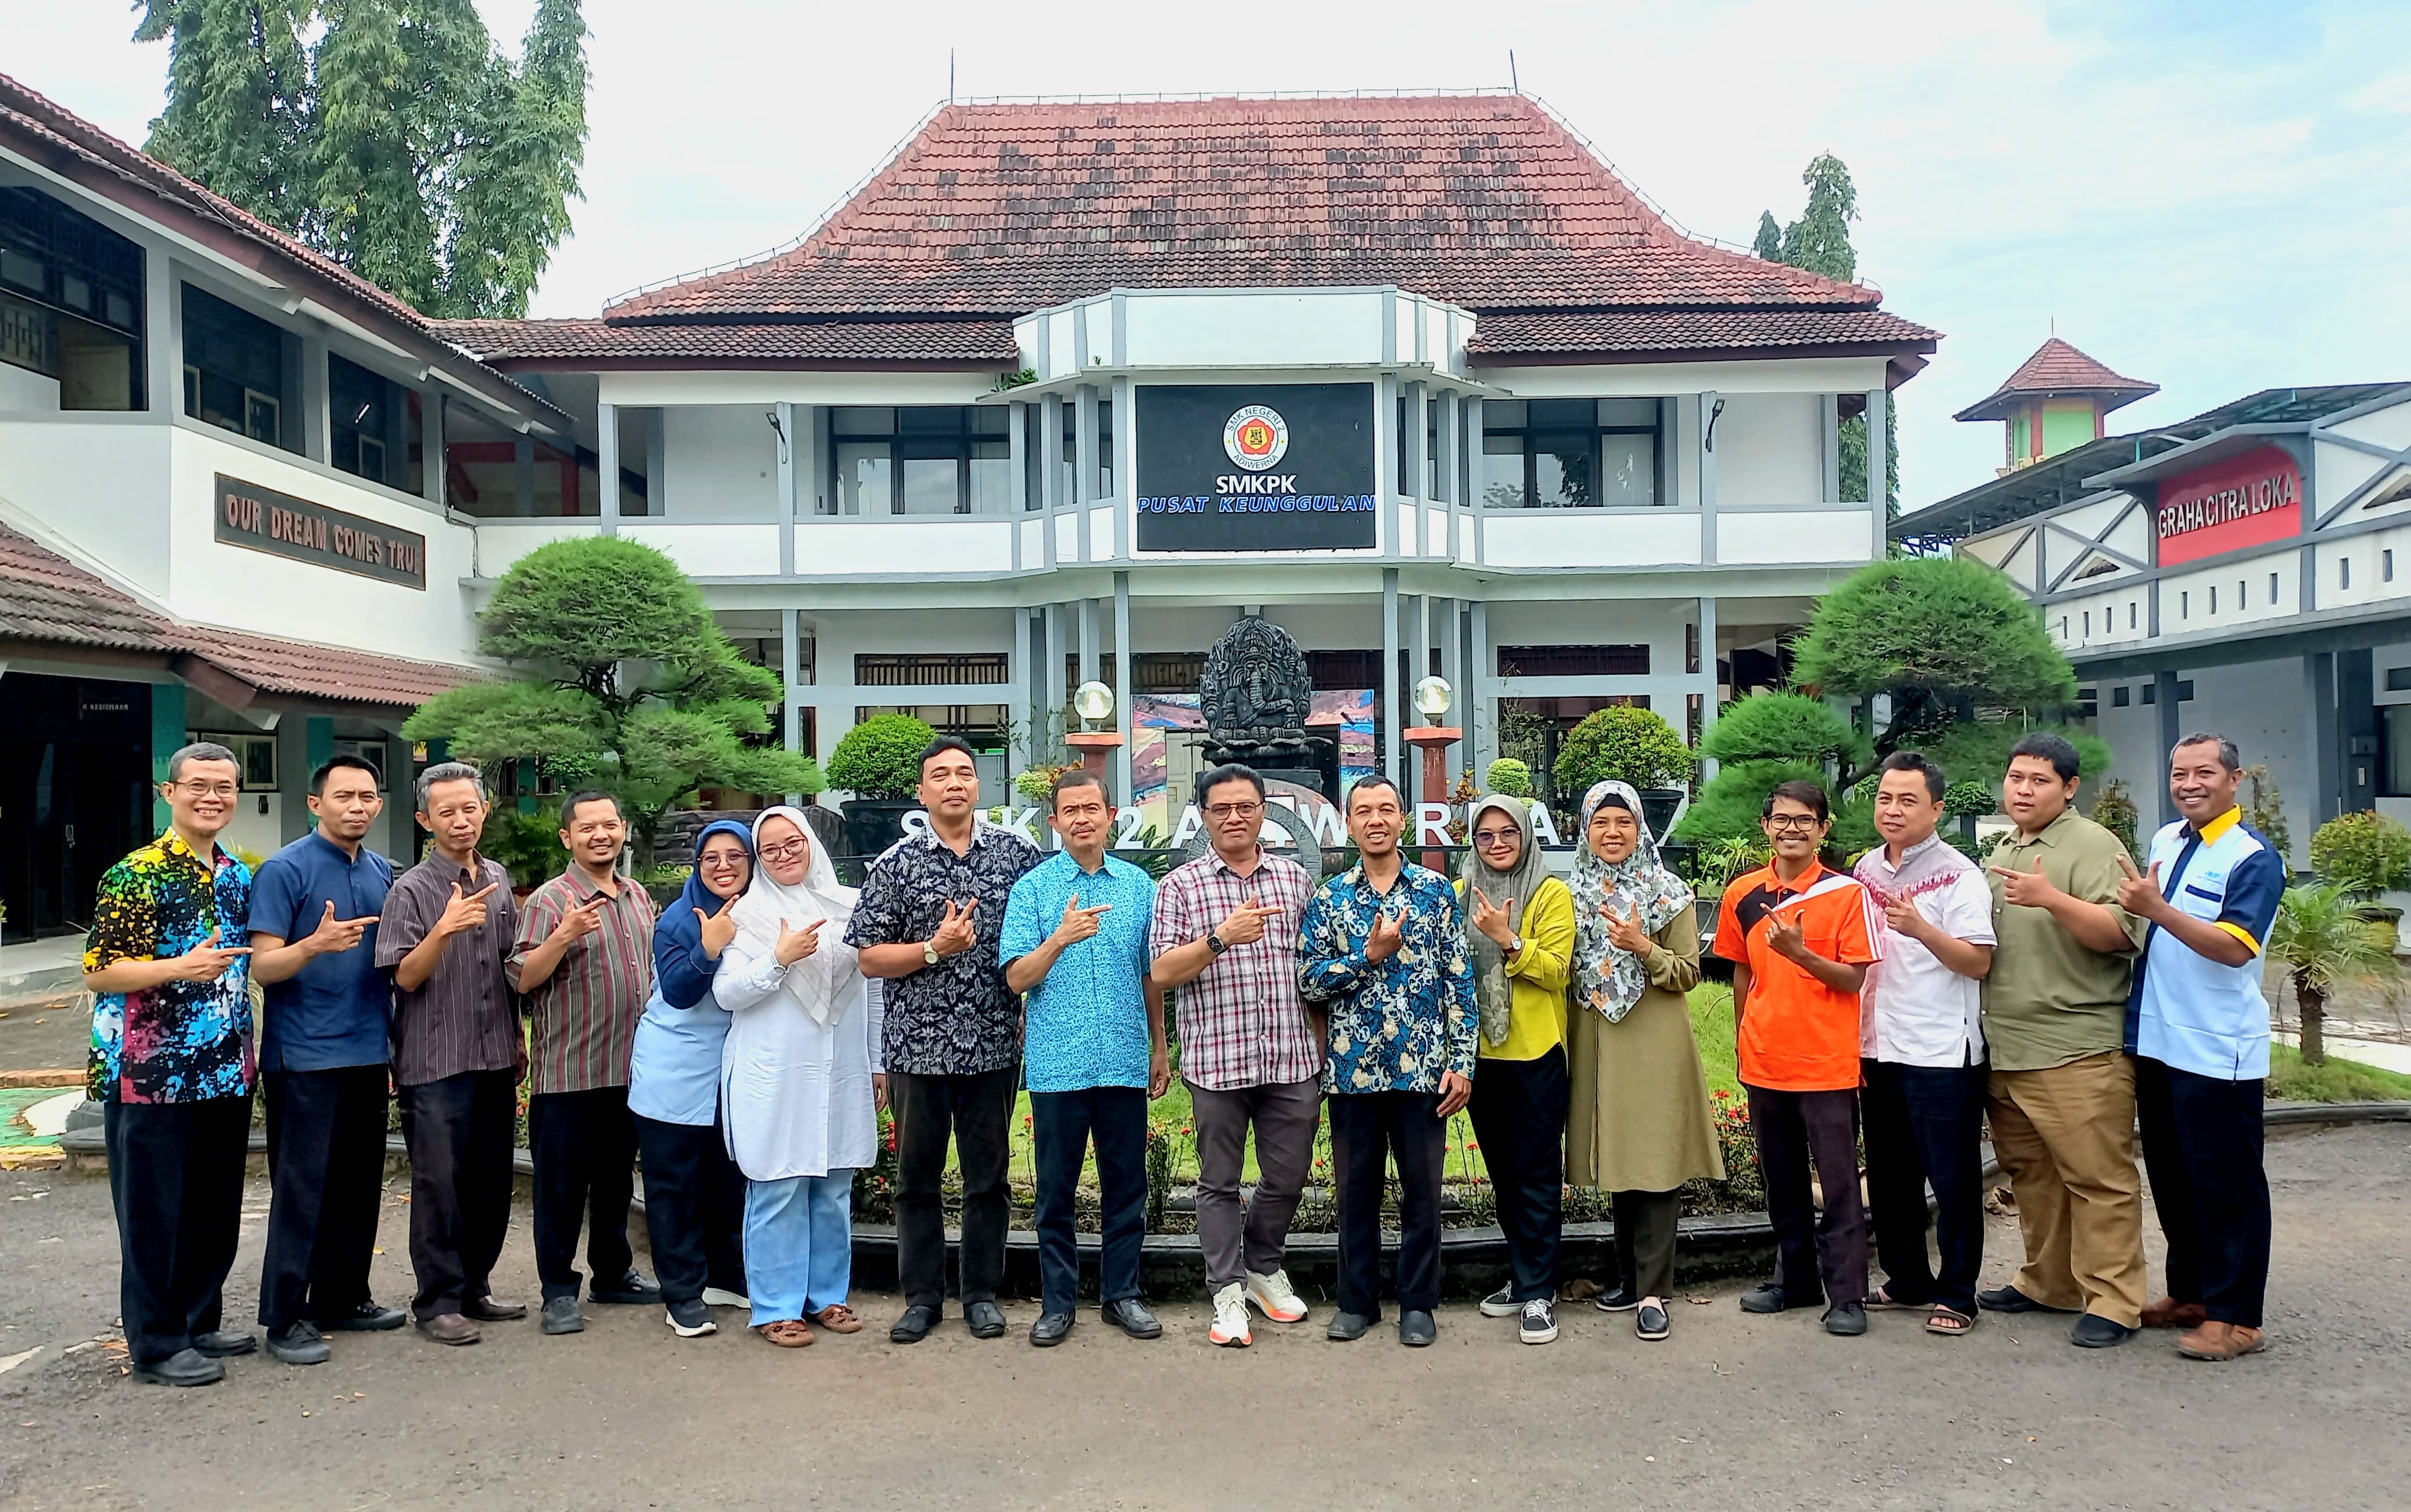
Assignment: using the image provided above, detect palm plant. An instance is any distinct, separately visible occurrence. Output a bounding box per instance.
[2267,884,2401,1065]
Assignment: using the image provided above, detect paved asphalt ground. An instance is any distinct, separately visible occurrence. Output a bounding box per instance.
[1,1122,2405,1511]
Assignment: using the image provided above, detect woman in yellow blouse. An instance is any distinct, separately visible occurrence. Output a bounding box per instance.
[1456,793,1577,1344]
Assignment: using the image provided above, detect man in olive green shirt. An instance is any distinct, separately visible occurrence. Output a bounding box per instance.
[1979,733,2149,1348]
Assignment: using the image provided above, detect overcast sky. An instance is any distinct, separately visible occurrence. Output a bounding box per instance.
[15,0,2407,508]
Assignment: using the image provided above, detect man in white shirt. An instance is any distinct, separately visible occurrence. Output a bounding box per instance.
[1853,753,1997,1335]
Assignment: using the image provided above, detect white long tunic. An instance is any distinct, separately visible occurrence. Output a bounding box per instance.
[714,946,881,1182]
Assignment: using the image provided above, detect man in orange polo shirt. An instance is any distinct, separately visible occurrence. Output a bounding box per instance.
[1715,780,1884,1337]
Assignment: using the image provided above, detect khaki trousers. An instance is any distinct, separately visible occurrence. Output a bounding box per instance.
[1985,1051,2147,1328]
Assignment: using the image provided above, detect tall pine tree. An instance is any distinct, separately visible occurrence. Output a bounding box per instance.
[1755,153,1898,516]
[134,0,588,320]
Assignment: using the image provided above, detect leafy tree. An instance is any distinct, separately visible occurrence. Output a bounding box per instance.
[1671,694,1874,855]
[827,714,940,803]
[1790,556,2081,789]
[1752,211,1783,262]
[403,537,818,866]
[1756,152,1897,513]
[1483,758,1533,798]
[134,0,588,319]
[2268,884,2401,1065]
[1551,705,1691,795]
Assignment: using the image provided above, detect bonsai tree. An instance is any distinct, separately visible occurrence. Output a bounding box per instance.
[1553,705,1691,795]
[2087,778,2141,861]
[405,537,821,868]
[1914,718,2111,798]
[1484,758,1533,798]
[2308,811,2411,899]
[1790,556,2081,789]
[1672,693,1870,852]
[828,714,940,802]
[2268,883,2401,1065]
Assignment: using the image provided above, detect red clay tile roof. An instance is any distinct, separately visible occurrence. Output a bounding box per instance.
[605,94,1888,321]
[1469,308,1939,361]
[436,316,1020,366]
[1954,337,2158,420]
[0,522,477,709]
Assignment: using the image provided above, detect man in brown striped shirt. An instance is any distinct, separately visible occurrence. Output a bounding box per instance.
[507,790,659,1336]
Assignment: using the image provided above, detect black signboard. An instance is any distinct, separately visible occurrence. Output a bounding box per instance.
[1134,383,1377,552]
[213,473,427,589]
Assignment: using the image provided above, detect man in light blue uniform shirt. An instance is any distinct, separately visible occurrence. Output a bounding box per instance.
[2115,733,2286,1363]
[1000,769,1166,1348]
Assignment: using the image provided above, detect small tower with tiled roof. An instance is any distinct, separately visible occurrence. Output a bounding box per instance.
[1954,337,2157,473]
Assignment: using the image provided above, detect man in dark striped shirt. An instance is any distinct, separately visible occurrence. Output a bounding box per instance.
[376,762,527,1347]
[508,790,660,1336]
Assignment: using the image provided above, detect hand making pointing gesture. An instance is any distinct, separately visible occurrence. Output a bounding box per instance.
[1601,898,1654,955]
[1364,905,1404,963]
[1052,892,1113,948]
[435,880,498,938]
[170,927,252,982]
[694,893,740,958]
[1469,885,1519,951]
[300,898,379,956]
[929,898,978,957]
[548,892,611,946]
[1988,854,2063,909]
[1213,891,1284,948]
[773,916,825,966]
[1882,890,1934,945]
[2113,849,2171,921]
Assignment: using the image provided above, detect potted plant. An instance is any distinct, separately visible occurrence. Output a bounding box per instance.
[1483,758,1533,798]
[827,713,939,857]
[1551,705,1692,837]
[2308,810,2411,951]
[2268,883,2401,1065]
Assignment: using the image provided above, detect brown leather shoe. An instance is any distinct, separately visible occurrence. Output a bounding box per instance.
[463,1294,527,1321]
[2143,1295,2209,1330]
[416,1313,482,1347]
[2178,1320,2268,1361]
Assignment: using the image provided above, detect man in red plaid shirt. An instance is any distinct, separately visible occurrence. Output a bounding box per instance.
[1150,764,1324,1348]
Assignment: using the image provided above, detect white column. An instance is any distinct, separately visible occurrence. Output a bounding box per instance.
[1864,387,1889,556]
[1382,568,1402,780]
[1697,594,1720,782]
[1112,572,1133,801]
[781,607,804,800]
[597,401,620,537]
[421,391,445,508]
[775,400,795,570]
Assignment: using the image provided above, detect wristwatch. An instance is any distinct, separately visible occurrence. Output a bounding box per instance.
[922,940,941,967]
[1509,934,1526,957]
[1205,931,1229,956]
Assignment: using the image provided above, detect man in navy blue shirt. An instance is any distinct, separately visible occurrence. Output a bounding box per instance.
[246,754,403,1364]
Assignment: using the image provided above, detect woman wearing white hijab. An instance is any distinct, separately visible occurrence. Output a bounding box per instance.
[713,807,879,1348]
[1565,780,1723,1345]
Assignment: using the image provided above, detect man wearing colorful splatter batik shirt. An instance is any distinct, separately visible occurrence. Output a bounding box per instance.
[82,742,261,1387]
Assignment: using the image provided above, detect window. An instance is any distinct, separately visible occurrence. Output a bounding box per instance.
[853,653,1009,687]
[1481,398,1662,509]
[2270,572,2280,604]
[2114,686,2131,708]
[2238,578,2247,607]
[1395,395,1445,496]
[2180,591,2189,619]
[2387,706,2411,798]
[2388,550,2396,582]
[2342,557,2353,589]
[825,406,1009,515]
[0,186,143,409]
[2143,683,2155,705]
[2387,667,2411,693]
[196,732,279,791]
[2082,611,2092,636]
[2129,602,2138,629]
[2209,586,2218,614]
[182,285,292,449]
[1495,644,1651,677]
[329,353,423,492]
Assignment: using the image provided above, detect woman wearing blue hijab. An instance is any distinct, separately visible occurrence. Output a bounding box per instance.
[628,819,754,1339]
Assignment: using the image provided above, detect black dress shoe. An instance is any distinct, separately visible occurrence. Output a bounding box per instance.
[889,1304,941,1344]
[463,1294,527,1321]
[1326,1310,1375,1342]
[1823,1302,1869,1337]
[963,1301,1007,1339]
[1102,1298,1162,1340]
[1029,1312,1075,1348]
[2070,1313,2137,1349]
[193,1330,256,1358]
[1978,1283,2078,1315]
[590,1270,662,1305]
[1398,1310,1437,1347]
[130,1347,224,1387]
[315,1301,408,1332]
[265,1322,331,1365]
[1593,1281,1638,1313]
[1738,1282,1819,1315]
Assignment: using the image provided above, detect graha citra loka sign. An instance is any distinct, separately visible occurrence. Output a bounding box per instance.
[213,473,428,589]
[2154,445,2302,567]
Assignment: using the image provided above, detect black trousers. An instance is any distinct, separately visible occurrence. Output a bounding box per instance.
[634,1111,747,1306]
[1862,1057,1988,1315]
[2136,1054,2271,1328]
[1612,1189,1683,1302]
[258,1065,391,1330]
[397,1069,518,1320]
[1328,1089,1449,1316]
[527,1085,639,1301]
[1030,1086,1149,1314]
[104,1093,253,1365]
[1467,1047,1568,1303]
[1747,1083,1868,1306]
[892,1065,1018,1311]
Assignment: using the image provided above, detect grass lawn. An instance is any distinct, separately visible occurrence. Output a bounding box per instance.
[2265,1044,2411,1104]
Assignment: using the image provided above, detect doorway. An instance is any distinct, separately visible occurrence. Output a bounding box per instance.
[0,674,154,941]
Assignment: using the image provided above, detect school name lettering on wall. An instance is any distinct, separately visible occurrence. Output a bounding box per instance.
[1134,383,1378,552]
[213,474,427,589]
[2153,445,2303,567]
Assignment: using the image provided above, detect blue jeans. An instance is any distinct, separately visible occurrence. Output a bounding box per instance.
[1030,1086,1149,1315]
[744,1172,853,1327]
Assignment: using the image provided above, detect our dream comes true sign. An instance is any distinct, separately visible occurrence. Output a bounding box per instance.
[213,474,428,589]
[1132,383,1378,552]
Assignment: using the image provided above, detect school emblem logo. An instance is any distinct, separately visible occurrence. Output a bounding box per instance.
[1222,405,1290,471]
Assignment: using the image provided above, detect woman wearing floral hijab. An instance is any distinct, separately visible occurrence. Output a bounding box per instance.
[1565,780,1724,1344]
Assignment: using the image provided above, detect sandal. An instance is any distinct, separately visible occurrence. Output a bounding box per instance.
[759,1319,814,1348]
[814,1304,863,1334]
[1925,1304,1976,1337]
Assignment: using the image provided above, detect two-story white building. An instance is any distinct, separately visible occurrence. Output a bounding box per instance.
[1897,354,2411,858]
[437,92,1936,836]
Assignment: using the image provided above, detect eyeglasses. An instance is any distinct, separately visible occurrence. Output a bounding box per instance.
[1204,802,1264,819]
[171,781,238,800]
[759,839,810,862]
[1764,815,1823,833]
[1471,828,1519,847]
[698,852,748,869]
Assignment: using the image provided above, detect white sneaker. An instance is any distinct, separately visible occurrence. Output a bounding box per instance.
[1479,1286,1521,1318]
[1244,1269,1309,1324]
[701,1287,750,1309]
[1209,1283,1252,1347]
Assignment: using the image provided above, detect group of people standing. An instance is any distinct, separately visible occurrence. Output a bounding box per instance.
[83,719,2283,1385]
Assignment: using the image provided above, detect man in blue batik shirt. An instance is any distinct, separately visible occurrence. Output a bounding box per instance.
[2115,733,2286,1364]
[1299,773,1478,1348]
[1001,768,1165,1349]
